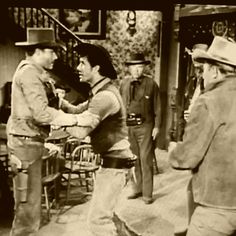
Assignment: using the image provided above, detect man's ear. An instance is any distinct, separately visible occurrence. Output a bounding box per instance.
[35,48,42,56]
[93,65,100,74]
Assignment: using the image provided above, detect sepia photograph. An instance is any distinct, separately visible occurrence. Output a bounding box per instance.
[1,2,236,236]
[60,9,106,39]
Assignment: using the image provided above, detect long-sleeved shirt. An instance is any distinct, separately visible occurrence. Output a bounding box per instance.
[7,59,78,139]
[66,78,133,156]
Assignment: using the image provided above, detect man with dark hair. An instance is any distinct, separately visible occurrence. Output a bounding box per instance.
[66,43,136,236]
[169,36,236,236]
[7,28,84,236]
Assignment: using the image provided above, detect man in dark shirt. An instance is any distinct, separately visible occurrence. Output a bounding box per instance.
[120,53,161,204]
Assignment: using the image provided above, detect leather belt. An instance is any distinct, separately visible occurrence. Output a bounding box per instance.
[126,113,144,126]
[13,135,44,143]
[101,156,137,169]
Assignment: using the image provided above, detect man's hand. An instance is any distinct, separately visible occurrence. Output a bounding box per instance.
[184,109,190,122]
[152,127,159,140]
[168,141,177,153]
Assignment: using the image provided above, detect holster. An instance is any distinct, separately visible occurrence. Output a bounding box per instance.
[15,169,28,203]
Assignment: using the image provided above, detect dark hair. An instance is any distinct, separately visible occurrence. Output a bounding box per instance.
[75,43,117,80]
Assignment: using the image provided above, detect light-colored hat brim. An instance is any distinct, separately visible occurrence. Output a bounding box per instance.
[15,41,66,50]
[193,48,236,67]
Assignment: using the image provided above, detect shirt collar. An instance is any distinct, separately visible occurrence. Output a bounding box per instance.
[91,77,111,95]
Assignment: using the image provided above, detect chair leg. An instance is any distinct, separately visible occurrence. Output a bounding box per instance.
[66,173,72,204]
[43,186,50,221]
[85,172,90,192]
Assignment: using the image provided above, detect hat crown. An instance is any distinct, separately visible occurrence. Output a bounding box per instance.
[126,53,150,65]
[129,53,146,61]
[193,36,236,67]
[192,43,208,52]
[15,27,65,49]
[26,28,55,44]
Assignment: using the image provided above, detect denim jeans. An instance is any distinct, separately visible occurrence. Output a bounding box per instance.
[8,135,44,236]
[87,168,129,236]
[187,205,236,236]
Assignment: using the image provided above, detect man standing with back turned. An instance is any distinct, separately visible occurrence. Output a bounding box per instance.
[169,36,236,236]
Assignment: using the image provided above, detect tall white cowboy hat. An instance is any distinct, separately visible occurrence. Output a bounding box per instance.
[192,36,236,67]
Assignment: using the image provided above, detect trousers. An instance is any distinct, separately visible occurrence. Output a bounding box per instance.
[8,135,44,236]
[128,122,154,199]
[87,168,129,236]
[187,205,236,236]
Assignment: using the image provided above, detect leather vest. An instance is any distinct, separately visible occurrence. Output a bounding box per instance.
[90,82,128,154]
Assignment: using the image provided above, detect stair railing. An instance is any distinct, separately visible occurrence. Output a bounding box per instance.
[8,7,83,68]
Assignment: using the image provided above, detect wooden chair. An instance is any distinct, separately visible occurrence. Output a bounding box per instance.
[65,144,100,202]
[42,149,61,220]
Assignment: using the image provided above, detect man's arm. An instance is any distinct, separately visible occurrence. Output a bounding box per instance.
[169,98,215,170]
[60,99,89,114]
[66,90,120,140]
[20,68,77,126]
[152,81,161,139]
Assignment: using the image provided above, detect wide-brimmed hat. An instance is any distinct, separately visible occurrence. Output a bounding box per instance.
[125,53,150,65]
[191,44,208,67]
[192,36,236,67]
[15,27,65,50]
[74,43,117,80]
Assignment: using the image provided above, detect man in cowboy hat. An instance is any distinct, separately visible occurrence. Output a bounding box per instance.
[169,36,236,236]
[120,52,161,204]
[64,43,136,236]
[7,27,87,236]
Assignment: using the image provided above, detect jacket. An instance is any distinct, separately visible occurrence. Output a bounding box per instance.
[7,59,77,139]
[169,75,236,209]
[120,75,161,128]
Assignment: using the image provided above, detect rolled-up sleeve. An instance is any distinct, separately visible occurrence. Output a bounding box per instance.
[169,98,215,170]
[66,90,120,140]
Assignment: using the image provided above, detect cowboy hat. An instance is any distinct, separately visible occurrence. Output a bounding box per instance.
[125,53,150,65]
[74,43,117,80]
[191,44,208,67]
[192,36,236,67]
[15,27,65,50]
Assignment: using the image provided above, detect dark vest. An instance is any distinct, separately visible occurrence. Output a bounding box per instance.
[90,82,127,154]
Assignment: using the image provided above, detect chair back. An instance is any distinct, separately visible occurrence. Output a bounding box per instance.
[42,149,60,184]
[69,144,100,171]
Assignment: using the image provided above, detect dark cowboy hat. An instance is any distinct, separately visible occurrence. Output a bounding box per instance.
[192,36,236,67]
[15,27,65,50]
[125,53,150,65]
[74,43,117,80]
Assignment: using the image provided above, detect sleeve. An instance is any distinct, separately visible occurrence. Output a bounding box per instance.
[66,90,120,140]
[60,99,89,114]
[153,81,162,129]
[19,67,77,126]
[168,98,215,170]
